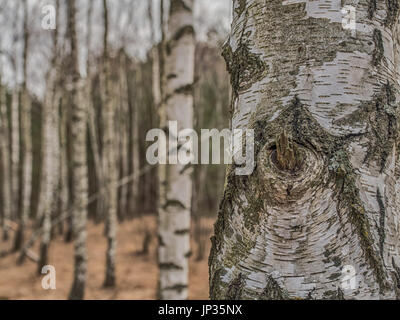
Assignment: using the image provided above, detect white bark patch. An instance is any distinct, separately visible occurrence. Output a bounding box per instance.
[282,51,377,135]
[282,0,343,23]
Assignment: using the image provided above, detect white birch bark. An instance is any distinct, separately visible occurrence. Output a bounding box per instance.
[37,68,60,273]
[68,0,88,300]
[209,0,400,300]
[158,0,195,300]
[37,0,60,272]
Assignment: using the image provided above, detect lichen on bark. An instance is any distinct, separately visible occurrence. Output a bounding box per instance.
[222,41,268,97]
[210,0,400,300]
[385,0,400,28]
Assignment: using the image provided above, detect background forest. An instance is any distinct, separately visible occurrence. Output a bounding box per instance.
[0,0,231,299]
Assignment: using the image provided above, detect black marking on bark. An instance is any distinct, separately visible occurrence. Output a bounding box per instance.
[158,235,165,247]
[376,188,386,256]
[175,228,190,235]
[167,73,177,79]
[184,250,192,258]
[163,199,186,210]
[175,83,194,95]
[164,284,188,293]
[368,0,377,19]
[173,25,195,42]
[166,25,195,55]
[179,163,193,175]
[306,288,316,300]
[163,83,195,106]
[226,273,245,300]
[159,262,183,270]
[259,276,290,300]
[372,29,384,66]
[385,0,400,28]
[170,0,192,13]
[222,41,268,97]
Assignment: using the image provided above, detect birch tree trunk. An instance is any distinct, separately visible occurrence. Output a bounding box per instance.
[14,0,32,253]
[37,6,60,272]
[126,61,139,218]
[0,82,11,241]
[10,90,20,223]
[102,0,118,288]
[158,0,195,300]
[67,0,88,300]
[209,0,400,300]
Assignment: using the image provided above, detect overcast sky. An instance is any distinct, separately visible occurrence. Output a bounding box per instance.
[0,0,231,98]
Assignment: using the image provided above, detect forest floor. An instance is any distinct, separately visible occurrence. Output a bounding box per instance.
[0,216,214,300]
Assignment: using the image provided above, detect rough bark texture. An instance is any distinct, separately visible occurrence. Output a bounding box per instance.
[210,0,400,300]
[67,0,88,301]
[158,0,195,300]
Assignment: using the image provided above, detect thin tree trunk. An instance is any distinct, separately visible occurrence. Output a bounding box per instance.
[37,3,60,272]
[0,81,11,241]
[67,0,88,300]
[10,89,19,223]
[102,0,118,288]
[158,0,195,300]
[14,0,32,253]
[58,94,68,237]
[117,54,128,222]
[126,63,140,218]
[210,0,400,300]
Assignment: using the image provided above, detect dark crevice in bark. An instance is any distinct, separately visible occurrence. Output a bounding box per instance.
[376,188,386,256]
[385,0,400,28]
[372,29,384,66]
[259,276,290,300]
[274,130,303,172]
[226,273,245,300]
[323,288,345,300]
[368,0,377,19]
